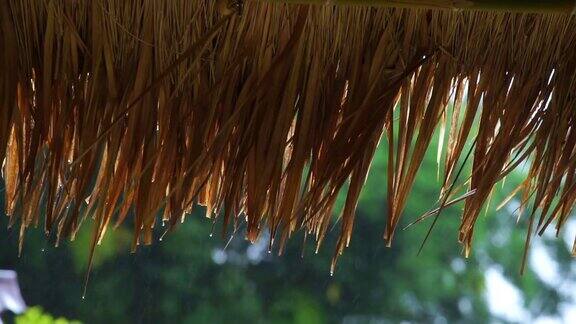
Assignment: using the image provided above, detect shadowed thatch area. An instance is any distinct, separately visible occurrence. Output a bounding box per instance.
[1,0,576,272]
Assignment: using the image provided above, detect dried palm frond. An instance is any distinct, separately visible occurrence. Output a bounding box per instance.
[1,0,576,273]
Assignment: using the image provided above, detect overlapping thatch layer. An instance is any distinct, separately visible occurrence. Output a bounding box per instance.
[1,1,576,271]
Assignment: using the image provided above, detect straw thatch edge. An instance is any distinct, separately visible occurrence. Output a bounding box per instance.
[1,1,576,274]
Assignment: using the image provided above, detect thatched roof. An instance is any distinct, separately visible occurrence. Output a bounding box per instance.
[1,0,576,272]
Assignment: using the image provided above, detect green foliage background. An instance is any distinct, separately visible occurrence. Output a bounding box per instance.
[0,131,572,323]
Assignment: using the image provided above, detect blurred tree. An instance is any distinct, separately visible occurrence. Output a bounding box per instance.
[0,128,571,323]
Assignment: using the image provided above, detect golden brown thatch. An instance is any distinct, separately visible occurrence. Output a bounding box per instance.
[1,0,576,272]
